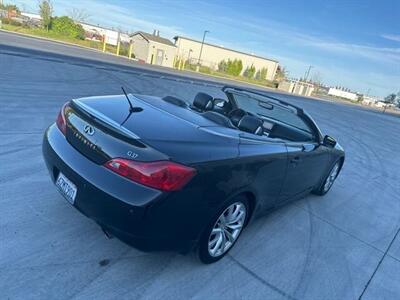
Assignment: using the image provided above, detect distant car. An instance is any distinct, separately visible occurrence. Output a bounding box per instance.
[42,86,345,263]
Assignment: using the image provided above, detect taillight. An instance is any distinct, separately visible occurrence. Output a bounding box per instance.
[104,158,196,191]
[56,102,70,135]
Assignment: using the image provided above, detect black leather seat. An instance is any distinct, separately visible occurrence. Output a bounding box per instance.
[237,115,264,136]
[228,109,248,127]
[192,92,214,111]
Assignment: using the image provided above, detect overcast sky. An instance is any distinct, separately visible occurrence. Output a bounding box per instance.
[13,0,400,97]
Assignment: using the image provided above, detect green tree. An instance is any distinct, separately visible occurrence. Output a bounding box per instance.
[51,16,85,39]
[0,3,20,13]
[39,0,53,32]
[226,59,243,76]
[255,67,268,80]
[243,64,256,78]
[218,60,227,72]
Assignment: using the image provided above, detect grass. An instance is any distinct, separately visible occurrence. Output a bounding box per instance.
[1,23,131,57]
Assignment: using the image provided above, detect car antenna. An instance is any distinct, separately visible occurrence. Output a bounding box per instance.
[120,87,143,126]
[121,86,134,111]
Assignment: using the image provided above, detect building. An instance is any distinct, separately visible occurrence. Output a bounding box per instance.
[328,87,358,101]
[173,36,279,81]
[21,12,41,20]
[130,31,176,68]
[278,79,315,97]
[79,22,130,46]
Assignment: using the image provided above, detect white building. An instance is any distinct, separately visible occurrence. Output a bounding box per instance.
[278,79,315,97]
[21,12,42,20]
[130,31,176,68]
[328,88,358,101]
[173,36,279,81]
[79,22,130,46]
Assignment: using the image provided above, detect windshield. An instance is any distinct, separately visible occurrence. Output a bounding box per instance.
[230,92,312,133]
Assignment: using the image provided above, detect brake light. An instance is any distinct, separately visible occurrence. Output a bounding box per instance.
[56,102,70,135]
[104,158,196,191]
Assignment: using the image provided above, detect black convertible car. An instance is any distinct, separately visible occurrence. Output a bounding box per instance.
[43,86,344,263]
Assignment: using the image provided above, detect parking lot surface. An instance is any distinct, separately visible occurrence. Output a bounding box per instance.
[1,31,400,300]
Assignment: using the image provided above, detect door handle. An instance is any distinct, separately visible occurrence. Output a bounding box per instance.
[290,156,301,164]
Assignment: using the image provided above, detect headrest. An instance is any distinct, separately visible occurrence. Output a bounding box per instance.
[228,109,247,127]
[193,92,214,111]
[238,115,263,136]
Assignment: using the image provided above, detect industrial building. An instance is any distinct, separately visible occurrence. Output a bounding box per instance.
[173,36,279,81]
[328,87,358,101]
[79,22,130,46]
[130,31,176,68]
[278,79,315,97]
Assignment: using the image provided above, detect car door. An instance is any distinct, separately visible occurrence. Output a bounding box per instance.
[279,141,330,203]
[239,133,288,213]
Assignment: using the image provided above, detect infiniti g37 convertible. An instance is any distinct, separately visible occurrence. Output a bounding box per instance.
[43,86,344,263]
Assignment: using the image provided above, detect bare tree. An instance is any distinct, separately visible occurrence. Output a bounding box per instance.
[311,71,323,85]
[39,0,53,32]
[275,65,288,82]
[67,7,90,23]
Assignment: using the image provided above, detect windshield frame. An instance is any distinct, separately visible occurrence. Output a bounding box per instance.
[223,86,323,143]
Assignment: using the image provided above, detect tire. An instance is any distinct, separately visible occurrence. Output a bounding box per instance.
[313,160,342,196]
[198,195,249,264]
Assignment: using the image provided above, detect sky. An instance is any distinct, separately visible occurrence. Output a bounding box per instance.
[12,0,400,97]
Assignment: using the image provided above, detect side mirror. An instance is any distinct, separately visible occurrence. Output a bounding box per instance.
[322,135,337,147]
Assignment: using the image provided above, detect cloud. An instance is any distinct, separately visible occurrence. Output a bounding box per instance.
[382,34,400,42]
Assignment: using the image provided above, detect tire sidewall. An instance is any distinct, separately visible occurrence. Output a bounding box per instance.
[316,160,342,195]
[198,195,249,264]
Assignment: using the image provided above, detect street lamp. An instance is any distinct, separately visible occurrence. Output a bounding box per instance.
[197,30,209,71]
[304,65,313,82]
[188,49,193,65]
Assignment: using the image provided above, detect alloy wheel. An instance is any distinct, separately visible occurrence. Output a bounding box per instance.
[323,162,340,192]
[208,202,247,257]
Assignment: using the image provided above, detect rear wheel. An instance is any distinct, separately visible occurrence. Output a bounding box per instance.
[313,160,341,195]
[198,196,249,264]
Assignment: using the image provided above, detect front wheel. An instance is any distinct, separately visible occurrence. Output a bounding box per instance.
[313,160,342,195]
[198,197,249,264]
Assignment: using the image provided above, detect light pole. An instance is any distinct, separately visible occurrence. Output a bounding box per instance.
[188,49,193,63]
[304,65,313,82]
[197,30,209,71]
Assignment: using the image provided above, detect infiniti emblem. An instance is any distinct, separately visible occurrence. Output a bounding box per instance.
[83,124,95,136]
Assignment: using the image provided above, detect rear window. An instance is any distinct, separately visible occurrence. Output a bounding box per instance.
[232,93,312,133]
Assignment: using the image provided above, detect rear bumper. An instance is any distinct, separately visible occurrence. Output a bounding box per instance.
[42,124,198,252]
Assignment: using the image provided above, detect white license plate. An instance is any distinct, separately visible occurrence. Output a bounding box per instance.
[56,172,77,204]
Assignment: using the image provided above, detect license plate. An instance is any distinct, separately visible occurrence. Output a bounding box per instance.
[56,172,77,204]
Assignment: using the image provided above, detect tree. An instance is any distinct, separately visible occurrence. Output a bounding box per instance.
[225,59,243,76]
[275,65,288,82]
[39,0,53,32]
[384,93,396,104]
[243,64,256,78]
[382,93,396,113]
[218,60,227,72]
[51,16,85,39]
[67,8,90,22]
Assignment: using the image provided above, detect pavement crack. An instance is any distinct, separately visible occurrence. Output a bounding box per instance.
[358,226,400,299]
[227,255,299,300]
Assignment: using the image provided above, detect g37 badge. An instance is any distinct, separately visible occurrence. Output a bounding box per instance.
[127,151,138,159]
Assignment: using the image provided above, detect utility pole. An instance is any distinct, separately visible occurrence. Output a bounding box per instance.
[196,30,209,72]
[304,65,313,81]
